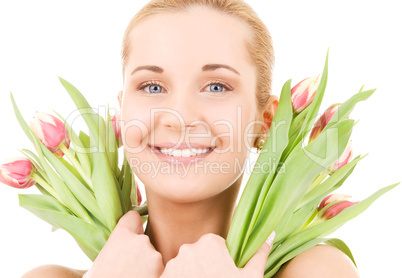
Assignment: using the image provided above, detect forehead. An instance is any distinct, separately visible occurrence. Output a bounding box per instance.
[126,6,253,71]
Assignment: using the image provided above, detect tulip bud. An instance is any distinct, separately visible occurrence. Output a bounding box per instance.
[318,193,358,220]
[136,183,142,205]
[318,193,352,211]
[291,75,320,113]
[309,103,341,143]
[30,112,70,157]
[0,157,36,189]
[111,113,122,148]
[325,141,353,176]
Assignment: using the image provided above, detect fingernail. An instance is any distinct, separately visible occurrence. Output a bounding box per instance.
[265,231,276,247]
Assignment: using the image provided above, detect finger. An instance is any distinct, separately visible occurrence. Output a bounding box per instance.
[243,231,275,275]
[117,210,144,234]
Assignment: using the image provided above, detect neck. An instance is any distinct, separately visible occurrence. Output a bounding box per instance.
[144,175,242,265]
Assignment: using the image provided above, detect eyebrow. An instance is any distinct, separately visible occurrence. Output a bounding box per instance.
[131,63,240,76]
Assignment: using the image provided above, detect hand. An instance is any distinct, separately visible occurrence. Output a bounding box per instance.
[160,232,275,278]
[84,210,164,278]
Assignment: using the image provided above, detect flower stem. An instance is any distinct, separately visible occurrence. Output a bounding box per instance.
[307,169,329,192]
[32,172,64,205]
[59,143,93,190]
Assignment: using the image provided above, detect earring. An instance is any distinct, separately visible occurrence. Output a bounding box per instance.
[255,137,265,153]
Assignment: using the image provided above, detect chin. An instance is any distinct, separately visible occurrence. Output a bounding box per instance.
[145,177,225,204]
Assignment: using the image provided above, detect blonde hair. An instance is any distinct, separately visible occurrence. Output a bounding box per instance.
[121,0,275,113]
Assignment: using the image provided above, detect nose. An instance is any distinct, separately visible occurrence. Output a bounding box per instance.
[157,90,200,131]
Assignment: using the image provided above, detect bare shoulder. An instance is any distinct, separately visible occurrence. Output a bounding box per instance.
[21,264,88,278]
[273,244,360,278]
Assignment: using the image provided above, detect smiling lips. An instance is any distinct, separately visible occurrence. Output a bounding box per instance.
[150,143,215,165]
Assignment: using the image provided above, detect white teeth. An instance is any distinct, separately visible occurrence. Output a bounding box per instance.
[159,147,210,157]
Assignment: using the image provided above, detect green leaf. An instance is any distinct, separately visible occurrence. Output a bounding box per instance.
[79,131,91,151]
[324,238,356,267]
[238,119,353,267]
[10,92,35,142]
[264,237,356,277]
[19,149,49,181]
[29,128,93,222]
[19,194,70,214]
[121,156,133,212]
[282,50,329,160]
[54,110,92,179]
[59,77,123,232]
[273,202,317,244]
[266,182,399,270]
[11,93,92,223]
[105,106,118,176]
[34,133,105,226]
[324,89,375,133]
[227,79,293,262]
[288,105,310,142]
[298,154,366,209]
[264,238,327,277]
[19,194,108,261]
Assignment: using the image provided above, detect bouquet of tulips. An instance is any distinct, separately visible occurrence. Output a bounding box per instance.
[0,51,398,274]
[1,78,147,261]
[226,52,399,277]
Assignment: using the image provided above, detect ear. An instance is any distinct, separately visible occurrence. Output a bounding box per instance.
[117,90,123,108]
[261,95,278,134]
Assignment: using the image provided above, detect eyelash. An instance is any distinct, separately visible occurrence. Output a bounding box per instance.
[137,80,233,96]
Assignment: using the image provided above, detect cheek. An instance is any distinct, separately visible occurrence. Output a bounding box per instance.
[120,99,151,154]
[220,107,256,153]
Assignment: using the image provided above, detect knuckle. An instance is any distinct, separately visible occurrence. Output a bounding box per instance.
[152,251,163,261]
[136,234,151,244]
[164,259,176,271]
[200,233,223,244]
[178,243,191,254]
[200,233,215,241]
[118,210,140,225]
[113,225,132,237]
[165,260,171,268]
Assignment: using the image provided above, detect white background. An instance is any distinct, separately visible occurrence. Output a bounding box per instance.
[0,0,401,277]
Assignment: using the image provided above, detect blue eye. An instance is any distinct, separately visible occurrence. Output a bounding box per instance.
[207,83,224,93]
[205,81,232,94]
[138,81,164,95]
[138,80,232,95]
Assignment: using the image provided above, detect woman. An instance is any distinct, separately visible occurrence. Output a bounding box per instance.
[22,0,359,277]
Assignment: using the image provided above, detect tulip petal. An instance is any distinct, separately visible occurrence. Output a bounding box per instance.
[282,50,329,161]
[53,111,92,180]
[0,168,21,188]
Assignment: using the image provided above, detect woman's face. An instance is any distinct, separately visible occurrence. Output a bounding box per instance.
[119,6,265,203]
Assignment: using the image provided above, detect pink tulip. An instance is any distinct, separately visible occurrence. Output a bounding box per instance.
[318,193,352,211]
[309,103,341,143]
[111,113,122,147]
[318,193,358,220]
[328,141,353,174]
[30,112,70,157]
[291,75,320,113]
[0,157,36,189]
[136,182,142,205]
